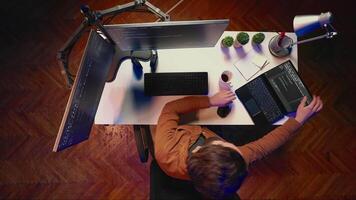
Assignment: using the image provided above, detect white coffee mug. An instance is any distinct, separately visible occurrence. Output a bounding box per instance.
[219,70,233,91]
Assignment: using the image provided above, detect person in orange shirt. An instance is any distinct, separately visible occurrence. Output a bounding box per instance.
[154,90,323,199]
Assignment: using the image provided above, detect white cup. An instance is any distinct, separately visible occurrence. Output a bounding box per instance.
[219,70,233,91]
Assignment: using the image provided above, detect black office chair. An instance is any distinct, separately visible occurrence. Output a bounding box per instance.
[133,125,152,163]
[133,125,248,200]
[133,125,205,199]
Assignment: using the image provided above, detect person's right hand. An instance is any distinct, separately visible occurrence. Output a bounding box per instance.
[295,95,323,125]
[209,90,236,107]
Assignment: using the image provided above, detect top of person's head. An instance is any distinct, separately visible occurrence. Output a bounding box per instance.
[187,137,247,200]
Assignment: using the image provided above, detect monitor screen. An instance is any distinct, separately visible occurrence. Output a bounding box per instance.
[53,31,115,151]
[105,19,229,50]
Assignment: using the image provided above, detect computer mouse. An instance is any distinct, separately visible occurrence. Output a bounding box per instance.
[217,105,231,118]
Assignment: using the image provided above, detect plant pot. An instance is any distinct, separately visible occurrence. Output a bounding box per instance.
[233,40,243,48]
[234,32,249,48]
[221,36,234,48]
[221,41,229,48]
[252,33,265,45]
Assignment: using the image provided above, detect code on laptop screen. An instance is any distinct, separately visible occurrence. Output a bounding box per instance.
[265,61,312,112]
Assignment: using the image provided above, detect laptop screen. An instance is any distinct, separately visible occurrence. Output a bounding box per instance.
[265,61,312,112]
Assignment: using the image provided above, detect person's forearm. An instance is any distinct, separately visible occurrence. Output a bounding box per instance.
[156,96,211,138]
[239,118,301,164]
[160,96,211,115]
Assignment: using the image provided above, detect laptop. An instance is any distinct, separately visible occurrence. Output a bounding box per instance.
[235,60,312,125]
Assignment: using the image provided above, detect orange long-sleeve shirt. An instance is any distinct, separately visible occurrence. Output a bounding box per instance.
[154,96,301,180]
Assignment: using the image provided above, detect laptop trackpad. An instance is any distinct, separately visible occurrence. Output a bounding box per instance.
[245,98,261,117]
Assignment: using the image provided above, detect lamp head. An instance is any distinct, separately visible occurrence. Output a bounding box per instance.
[293,12,333,37]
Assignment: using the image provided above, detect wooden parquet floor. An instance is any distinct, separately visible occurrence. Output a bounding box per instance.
[0,0,355,199]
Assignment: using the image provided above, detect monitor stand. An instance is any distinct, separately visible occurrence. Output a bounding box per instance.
[106,46,153,82]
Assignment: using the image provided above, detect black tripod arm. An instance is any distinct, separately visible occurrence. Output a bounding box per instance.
[99,1,138,18]
[57,20,89,58]
[99,0,170,21]
[145,1,170,21]
[57,20,89,87]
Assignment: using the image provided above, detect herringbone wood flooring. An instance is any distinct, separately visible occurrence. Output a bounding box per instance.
[0,0,355,199]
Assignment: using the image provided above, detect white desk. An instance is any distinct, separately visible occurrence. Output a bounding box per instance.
[95,31,298,125]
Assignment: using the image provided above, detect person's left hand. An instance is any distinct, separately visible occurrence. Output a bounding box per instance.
[209,91,236,107]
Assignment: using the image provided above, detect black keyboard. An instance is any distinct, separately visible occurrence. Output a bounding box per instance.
[247,77,283,122]
[144,72,209,96]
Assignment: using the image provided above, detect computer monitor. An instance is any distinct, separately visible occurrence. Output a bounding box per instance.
[54,19,228,151]
[53,30,115,152]
[105,19,229,51]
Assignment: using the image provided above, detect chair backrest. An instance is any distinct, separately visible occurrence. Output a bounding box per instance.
[150,159,204,200]
[150,160,241,200]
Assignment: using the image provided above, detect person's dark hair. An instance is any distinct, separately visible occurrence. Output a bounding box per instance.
[187,138,247,199]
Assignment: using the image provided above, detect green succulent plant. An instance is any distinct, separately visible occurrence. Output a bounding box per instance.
[236,32,249,45]
[221,36,234,47]
[252,33,265,44]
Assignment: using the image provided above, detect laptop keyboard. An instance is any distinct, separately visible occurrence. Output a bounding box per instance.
[247,77,283,122]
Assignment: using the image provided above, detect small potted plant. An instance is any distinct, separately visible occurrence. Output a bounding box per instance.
[221,36,234,48]
[252,32,265,45]
[234,32,249,48]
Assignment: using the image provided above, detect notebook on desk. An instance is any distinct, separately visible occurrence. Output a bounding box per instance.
[235,60,312,125]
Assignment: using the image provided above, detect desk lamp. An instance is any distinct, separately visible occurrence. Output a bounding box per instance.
[269,12,338,57]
